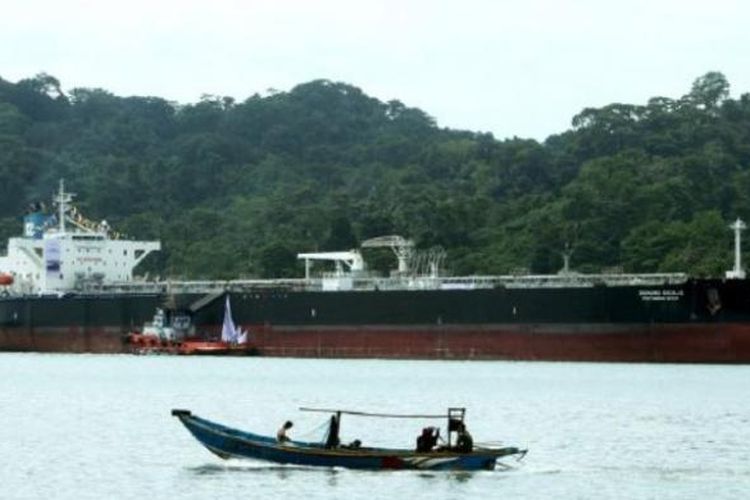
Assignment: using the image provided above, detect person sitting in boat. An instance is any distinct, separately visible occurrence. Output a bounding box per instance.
[416,426,440,453]
[455,422,473,453]
[277,420,293,443]
[343,439,362,449]
[324,414,341,449]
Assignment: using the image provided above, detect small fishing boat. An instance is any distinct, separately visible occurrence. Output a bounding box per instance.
[171,407,527,471]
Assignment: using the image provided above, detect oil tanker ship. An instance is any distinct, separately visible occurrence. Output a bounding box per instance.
[1,182,750,362]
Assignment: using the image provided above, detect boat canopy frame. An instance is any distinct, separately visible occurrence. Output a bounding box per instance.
[299,406,468,449]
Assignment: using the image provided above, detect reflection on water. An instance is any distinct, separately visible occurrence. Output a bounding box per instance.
[447,471,474,483]
[186,463,337,476]
[187,462,482,482]
[184,459,497,489]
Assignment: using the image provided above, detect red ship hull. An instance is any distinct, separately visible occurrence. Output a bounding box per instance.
[244,322,750,363]
[1,322,750,362]
[0,326,126,353]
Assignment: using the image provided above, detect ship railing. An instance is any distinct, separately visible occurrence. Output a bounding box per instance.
[55,271,690,296]
[444,272,690,289]
[87,279,313,295]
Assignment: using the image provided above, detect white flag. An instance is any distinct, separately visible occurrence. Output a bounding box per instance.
[237,328,248,345]
[220,295,238,343]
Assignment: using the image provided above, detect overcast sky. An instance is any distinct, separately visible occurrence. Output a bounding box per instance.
[1,0,748,141]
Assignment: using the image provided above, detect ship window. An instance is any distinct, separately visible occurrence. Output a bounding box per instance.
[124,250,128,256]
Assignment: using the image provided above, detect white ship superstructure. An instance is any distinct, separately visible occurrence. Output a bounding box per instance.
[0,181,160,294]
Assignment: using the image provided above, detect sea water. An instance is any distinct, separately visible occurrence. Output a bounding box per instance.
[0,354,748,499]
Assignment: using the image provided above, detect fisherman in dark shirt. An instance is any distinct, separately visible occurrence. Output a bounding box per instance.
[325,414,341,448]
[416,426,440,452]
[455,423,473,453]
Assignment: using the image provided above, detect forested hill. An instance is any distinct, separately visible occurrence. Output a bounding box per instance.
[1,71,749,279]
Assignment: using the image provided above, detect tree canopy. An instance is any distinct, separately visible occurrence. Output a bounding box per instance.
[0,72,748,279]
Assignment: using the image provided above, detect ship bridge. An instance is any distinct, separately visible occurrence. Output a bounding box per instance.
[0,180,161,294]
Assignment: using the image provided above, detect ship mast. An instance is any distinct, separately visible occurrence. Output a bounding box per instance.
[726,218,746,279]
[55,179,74,234]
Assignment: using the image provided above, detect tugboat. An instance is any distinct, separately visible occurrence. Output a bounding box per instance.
[126,296,255,355]
[126,308,187,354]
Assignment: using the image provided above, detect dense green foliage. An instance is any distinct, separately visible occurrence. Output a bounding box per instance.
[1,71,749,279]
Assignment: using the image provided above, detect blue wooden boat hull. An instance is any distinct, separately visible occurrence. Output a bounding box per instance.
[172,409,525,471]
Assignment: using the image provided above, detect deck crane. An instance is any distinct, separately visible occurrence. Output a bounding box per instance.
[361,235,414,274]
[297,251,365,280]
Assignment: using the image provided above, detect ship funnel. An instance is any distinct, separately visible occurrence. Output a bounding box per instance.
[726,218,746,279]
[23,212,47,239]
